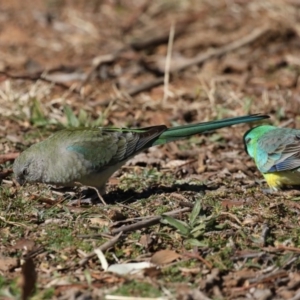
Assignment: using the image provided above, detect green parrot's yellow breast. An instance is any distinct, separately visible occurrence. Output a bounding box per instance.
[263,171,300,191]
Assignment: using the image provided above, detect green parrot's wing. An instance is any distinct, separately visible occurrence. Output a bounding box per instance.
[64,126,167,170]
[257,128,300,173]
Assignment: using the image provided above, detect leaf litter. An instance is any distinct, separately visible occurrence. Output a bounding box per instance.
[1,0,300,299]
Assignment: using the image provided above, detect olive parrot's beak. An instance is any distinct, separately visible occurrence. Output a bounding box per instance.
[15,175,26,186]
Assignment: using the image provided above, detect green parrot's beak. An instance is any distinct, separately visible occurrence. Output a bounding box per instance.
[15,175,26,186]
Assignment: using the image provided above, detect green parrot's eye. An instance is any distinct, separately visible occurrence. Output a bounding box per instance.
[245,137,251,144]
[22,168,28,176]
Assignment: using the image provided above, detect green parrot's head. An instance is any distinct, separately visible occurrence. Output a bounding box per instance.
[243,125,276,158]
[13,144,45,185]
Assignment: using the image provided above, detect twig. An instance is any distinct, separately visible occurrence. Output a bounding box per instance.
[175,26,270,72]
[111,207,191,235]
[126,77,164,97]
[219,212,243,226]
[110,215,155,227]
[75,231,123,267]
[162,21,175,107]
[276,245,300,253]
[0,216,29,228]
[111,216,161,235]
[248,270,287,284]
[183,252,213,270]
[233,251,266,260]
[89,186,107,206]
[77,232,113,239]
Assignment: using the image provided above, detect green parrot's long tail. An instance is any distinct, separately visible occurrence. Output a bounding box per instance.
[152,114,269,146]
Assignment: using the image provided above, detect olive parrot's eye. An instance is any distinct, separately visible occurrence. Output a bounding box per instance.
[22,168,28,176]
[245,137,251,144]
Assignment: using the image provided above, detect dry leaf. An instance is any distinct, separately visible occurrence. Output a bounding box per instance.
[13,239,35,252]
[151,250,181,265]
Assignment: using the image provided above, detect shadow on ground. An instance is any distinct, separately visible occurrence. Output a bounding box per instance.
[63,183,217,206]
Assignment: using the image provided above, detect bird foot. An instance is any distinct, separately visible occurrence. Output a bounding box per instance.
[66,192,107,206]
[51,187,107,206]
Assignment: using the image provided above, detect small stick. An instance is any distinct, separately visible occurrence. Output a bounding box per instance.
[76,231,123,267]
[162,21,175,107]
[0,152,20,163]
[111,207,191,235]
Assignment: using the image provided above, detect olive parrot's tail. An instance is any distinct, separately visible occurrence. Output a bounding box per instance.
[152,114,270,146]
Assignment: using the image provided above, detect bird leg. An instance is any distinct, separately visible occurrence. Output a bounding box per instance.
[87,186,107,205]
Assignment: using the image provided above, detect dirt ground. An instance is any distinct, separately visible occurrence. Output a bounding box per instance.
[1,0,300,299]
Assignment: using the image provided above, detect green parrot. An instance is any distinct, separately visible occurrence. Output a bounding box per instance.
[244,125,300,191]
[13,114,269,194]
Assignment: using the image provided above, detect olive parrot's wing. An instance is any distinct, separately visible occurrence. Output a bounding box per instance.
[257,129,300,173]
[65,126,167,171]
